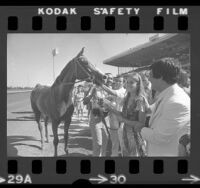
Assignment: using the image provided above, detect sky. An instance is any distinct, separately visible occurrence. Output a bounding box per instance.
[7,33,166,87]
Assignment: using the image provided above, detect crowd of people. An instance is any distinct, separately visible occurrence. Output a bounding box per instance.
[73,57,191,157]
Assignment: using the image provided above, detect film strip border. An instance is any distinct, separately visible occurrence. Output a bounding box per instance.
[1,6,199,185]
[8,159,188,175]
[6,15,188,31]
[4,158,191,184]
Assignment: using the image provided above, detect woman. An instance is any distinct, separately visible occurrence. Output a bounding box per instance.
[140,72,152,104]
[105,72,148,156]
[140,72,153,127]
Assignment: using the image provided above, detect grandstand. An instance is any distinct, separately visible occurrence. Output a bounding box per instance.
[103,34,190,75]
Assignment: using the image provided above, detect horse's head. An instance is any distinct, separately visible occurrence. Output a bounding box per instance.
[73,48,106,83]
[52,48,106,87]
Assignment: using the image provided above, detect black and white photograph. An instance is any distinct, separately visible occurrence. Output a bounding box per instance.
[7,33,190,157]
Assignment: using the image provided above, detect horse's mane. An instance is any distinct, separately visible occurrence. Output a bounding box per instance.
[52,59,74,87]
[52,48,86,87]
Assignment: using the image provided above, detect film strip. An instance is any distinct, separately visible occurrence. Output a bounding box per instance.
[5,14,189,31]
[0,5,199,185]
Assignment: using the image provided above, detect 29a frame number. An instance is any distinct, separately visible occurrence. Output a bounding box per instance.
[8,174,32,184]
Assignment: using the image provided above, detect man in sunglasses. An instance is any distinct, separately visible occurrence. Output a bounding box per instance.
[105,73,114,89]
[99,74,126,156]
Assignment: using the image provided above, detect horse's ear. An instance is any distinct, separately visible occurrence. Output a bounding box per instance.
[76,47,85,58]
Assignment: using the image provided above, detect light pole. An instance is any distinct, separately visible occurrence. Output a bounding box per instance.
[52,48,59,81]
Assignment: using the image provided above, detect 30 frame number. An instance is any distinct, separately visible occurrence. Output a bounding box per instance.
[110,174,126,184]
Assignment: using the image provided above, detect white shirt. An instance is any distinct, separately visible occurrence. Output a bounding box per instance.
[141,84,190,156]
[112,87,126,110]
[89,86,106,129]
[106,87,126,129]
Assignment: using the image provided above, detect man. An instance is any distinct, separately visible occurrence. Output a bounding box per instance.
[178,134,190,156]
[83,82,109,157]
[135,58,190,156]
[105,73,113,88]
[178,69,190,96]
[99,76,126,156]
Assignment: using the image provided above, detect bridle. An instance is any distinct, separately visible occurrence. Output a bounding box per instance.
[76,58,95,83]
[62,56,95,86]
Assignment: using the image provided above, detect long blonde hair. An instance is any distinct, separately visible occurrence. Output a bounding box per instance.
[124,72,146,99]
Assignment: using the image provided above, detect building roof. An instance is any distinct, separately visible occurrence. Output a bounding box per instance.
[103,34,190,67]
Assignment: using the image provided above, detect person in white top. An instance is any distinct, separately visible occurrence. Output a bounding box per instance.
[101,76,126,156]
[83,83,109,157]
[134,57,190,156]
[102,73,148,156]
[75,85,85,120]
[177,69,190,96]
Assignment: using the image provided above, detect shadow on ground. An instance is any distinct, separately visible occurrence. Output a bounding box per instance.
[12,111,34,114]
[7,111,35,121]
[60,152,93,157]
[7,136,42,156]
[49,123,92,156]
[8,111,89,124]
[7,111,92,157]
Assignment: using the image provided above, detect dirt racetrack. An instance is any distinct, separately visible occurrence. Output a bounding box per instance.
[7,91,92,157]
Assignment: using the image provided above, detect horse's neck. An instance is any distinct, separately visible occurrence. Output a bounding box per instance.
[62,83,75,101]
[52,61,76,87]
[51,81,75,101]
[51,64,76,103]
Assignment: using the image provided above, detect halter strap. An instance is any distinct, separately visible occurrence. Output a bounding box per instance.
[77,59,94,81]
[60,57,94,86]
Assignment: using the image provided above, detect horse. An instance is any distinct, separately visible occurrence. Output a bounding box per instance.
[30,47,105,156]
